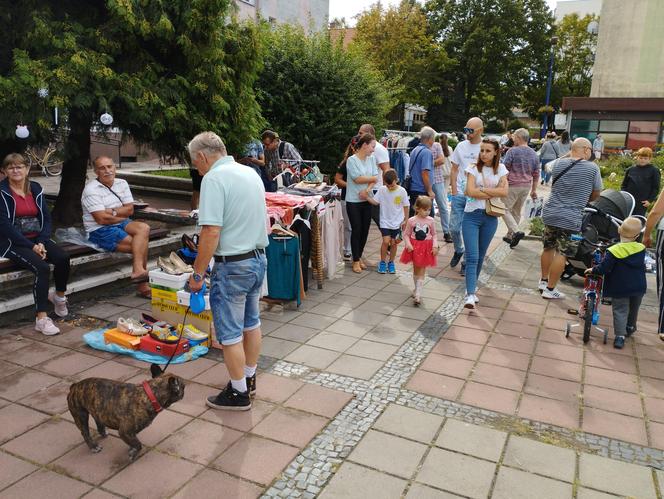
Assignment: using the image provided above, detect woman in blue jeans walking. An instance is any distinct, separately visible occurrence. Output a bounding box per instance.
[462,138,509,309]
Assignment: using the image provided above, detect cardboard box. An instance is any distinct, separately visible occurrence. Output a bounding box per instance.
[149,269,191,290]
[140,335,190,356]
[151,287,178,303]
[176,290,211,310]
[151,300,213,335]
[104,328,141,350]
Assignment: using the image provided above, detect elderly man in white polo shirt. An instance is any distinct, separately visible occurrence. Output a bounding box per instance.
[81,156,151,297]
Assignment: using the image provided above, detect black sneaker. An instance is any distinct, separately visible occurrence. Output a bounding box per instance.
[443,233,453,243]
[613,336,625,349]
[206,382,251,411]
[246,374,256,396]
[459,262,466,276]
[502,235,514,245]
[510,232,525,249]
[450,252,463,268]
[626,326,636,338]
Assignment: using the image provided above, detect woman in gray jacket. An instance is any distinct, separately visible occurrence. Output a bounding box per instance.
[539,132,560,185]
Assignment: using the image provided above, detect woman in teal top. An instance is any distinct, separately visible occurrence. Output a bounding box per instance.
[345,133,379,273]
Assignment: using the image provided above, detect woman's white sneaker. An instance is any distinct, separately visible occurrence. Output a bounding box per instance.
[464,294,476,309]
[35,317,60,336]
[48,292,69,317]
[542,287,566,299]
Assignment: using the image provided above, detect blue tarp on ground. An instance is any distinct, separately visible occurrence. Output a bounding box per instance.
[83,328,208,364]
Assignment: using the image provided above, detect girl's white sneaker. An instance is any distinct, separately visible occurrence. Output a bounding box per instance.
[35,317,60,336]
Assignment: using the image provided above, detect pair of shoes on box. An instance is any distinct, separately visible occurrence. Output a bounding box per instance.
[176,323,208,341]
[117,317,149,336]
[158,252,194,275]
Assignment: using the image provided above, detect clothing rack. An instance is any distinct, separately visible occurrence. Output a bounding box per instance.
[383,129,419,137]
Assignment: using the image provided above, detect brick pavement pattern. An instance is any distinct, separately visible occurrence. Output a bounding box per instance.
[0,225,663,498]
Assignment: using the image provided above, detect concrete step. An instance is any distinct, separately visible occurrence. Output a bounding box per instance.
[0,233,182,292]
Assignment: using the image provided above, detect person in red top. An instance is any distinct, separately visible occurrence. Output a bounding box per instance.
[0,153,70,335]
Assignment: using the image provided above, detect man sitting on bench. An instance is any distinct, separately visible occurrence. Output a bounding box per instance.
[81,156,151,298]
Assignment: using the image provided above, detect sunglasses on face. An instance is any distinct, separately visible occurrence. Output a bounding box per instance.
[463,127,474,134]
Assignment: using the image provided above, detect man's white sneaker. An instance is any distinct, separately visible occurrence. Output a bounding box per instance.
[48,292,69,318]
[35,317,60,336]
[464,294,476,309]
[538,280,548,293]
[474,295,480,303]
[542,287,566,299]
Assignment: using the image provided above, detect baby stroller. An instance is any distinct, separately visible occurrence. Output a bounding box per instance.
[562,190,645,280]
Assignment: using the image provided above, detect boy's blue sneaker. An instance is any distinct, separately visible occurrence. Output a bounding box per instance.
[613,336,625,349]
[387,261,396,274]
[377,261,387,274]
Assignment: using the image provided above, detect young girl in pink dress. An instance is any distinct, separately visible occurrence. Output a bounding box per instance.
[400,196,439,305]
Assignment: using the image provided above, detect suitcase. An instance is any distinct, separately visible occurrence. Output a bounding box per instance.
[104,328,141,350]
[140,335,190,357]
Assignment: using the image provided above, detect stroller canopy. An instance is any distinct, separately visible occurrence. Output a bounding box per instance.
[590,189,635,221]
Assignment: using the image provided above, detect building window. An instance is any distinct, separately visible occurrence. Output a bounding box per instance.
[629,121,659,133]
[627,133,658,150]
[570,119,598,138]
[599,120,628,133]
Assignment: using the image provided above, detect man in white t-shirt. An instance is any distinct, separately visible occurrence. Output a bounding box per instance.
[81,156,151,297]
[449,117,483,274]
[359,124,390,228]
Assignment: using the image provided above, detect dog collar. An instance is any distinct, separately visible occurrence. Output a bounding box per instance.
[142,381,163,413]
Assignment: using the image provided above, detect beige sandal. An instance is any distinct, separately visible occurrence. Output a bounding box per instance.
[352,261,363,273]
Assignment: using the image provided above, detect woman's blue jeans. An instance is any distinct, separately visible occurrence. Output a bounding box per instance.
[432,182,450,233]
[461,209,498,294]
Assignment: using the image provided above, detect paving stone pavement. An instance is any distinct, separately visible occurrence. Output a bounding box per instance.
[1,222,663,498]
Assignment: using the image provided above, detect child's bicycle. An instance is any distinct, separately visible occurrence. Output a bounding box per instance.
[565,235,608,344]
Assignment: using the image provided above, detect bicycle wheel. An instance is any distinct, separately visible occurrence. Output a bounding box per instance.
[583,296,595,344]
[44,150,64,176]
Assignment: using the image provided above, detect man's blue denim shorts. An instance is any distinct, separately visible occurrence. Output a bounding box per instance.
[89,219,131,251]
[210,254,267,346]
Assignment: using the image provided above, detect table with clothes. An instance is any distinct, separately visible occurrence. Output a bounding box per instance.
[264,185,344,303]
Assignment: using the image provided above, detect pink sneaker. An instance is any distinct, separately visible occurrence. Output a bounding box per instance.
[48,292,69,318]
[35,317,60,336]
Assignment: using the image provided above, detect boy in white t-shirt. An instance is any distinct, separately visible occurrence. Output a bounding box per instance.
[367,169,410,274]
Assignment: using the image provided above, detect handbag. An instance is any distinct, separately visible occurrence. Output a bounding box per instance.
[481,169,506,217]
[14,216,41,234]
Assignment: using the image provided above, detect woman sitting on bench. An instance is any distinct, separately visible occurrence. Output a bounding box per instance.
[0,153,70,335]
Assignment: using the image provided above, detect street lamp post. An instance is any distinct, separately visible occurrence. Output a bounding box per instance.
[541,35,559,138]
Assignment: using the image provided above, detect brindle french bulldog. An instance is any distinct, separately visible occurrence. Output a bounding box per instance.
[67,369,185,461]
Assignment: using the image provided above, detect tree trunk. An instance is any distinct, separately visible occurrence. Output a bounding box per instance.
[51,108,92,228]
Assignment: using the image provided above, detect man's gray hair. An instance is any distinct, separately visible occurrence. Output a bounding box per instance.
[514,128,530,143]
[420,126,436,142]
[188,132,227,157]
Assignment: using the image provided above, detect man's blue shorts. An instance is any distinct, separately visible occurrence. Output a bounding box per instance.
[209,253,267,346]
[89,219,131,251]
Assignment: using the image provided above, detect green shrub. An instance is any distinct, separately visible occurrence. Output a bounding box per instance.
[448,137,458,150]
[529,217,544,236]
[507,119,527,130]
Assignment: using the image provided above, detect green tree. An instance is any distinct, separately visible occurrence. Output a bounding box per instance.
[425,0,554,129]
[521,13,598,121]
[256,25,396,172]
[0,1,265,225]
[352,0,450,109]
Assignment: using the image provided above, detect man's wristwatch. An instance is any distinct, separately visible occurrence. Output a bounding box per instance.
[192,272,204,282]
[111,209,117,216]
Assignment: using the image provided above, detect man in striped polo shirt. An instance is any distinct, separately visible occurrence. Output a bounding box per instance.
[539,138,602,299]
[502,128,540,248]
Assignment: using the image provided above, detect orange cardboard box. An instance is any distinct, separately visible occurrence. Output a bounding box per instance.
[104,328,141,350]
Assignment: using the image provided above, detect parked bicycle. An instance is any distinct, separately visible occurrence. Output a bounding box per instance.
[24,142,64,176]
[565,235,608,344]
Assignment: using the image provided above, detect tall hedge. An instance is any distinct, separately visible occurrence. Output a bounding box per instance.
[256,26,397,173]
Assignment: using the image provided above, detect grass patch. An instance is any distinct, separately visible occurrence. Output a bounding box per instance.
[143,169,191,178]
